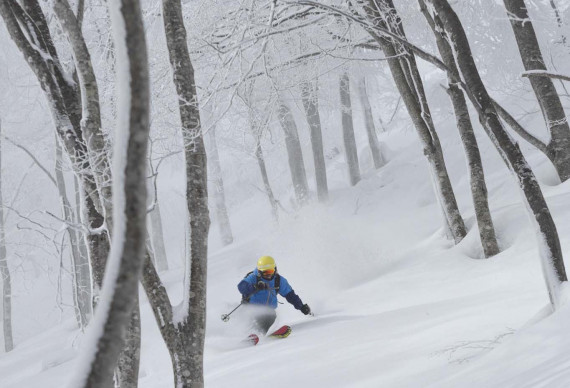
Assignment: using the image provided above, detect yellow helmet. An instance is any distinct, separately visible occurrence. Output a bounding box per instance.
[257,256,276,272]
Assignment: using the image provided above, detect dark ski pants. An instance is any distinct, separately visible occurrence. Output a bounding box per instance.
[252,310,277,335]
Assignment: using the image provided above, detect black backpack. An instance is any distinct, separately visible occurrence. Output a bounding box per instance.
[242,270,280,303]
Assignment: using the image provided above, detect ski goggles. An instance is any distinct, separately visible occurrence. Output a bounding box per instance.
[260,269,275,276]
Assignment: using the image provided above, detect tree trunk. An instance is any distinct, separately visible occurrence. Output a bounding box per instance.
[356,76,384,169]
[207,128,234,246]
[75,0,150,385]
[116,298,141,388]
[339,72,361,186]
[0,121,13,353]
[161,0,211,385]
[147,158,169,271]
[363,0,467,243]
[54,0,113,226]
[277,101,310,205]
[55,137,91,328]
[148,202,169,271]
[426,0,567,309]
[300,80,329,202]
[0,0,111,300]
[255,143,280,223]
[503,0,570,181]
[419,1,499,258]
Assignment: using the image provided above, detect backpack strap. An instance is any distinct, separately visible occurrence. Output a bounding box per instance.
[274,273,280,295]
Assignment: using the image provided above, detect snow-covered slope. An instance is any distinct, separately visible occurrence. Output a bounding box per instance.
[2,112,570,387]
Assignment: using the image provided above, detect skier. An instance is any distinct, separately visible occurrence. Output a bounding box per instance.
[238,256,311,335]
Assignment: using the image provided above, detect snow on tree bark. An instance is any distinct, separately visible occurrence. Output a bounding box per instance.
[71,0,150,385]
[300,80,329,202]
[277,101,310,205]
[0,0,111,299]
[362,0,466,243]
[0,121,13,353]
[356,76,384,170]
[419,0,499,258]
[339,72,361,186]
[55,138,92,328]
[138,0,211,386]
[207,128,234,246]
[425,0,567,308]
[503,0,570,182]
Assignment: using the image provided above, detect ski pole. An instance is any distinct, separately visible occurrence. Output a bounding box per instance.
[221,302,243,322]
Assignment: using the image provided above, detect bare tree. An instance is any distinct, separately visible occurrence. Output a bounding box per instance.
[425,0,567,309]
[55,138,92,328]
[339,72,361,186]
[419,0,499,258]
[278,100,310,205]
[147,159,169,271]
[501,0,570,182]
[139,0,211,386]
[301,80,329,202]
[361,0,467,243]
[0,120,13,353]
[207,128,234,246]
[72,0,150,385]
[356,76,384,169]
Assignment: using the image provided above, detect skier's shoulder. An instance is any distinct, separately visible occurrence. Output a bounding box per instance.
[243,269,258,281]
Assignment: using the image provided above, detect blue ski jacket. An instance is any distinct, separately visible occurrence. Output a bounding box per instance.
[238,269,304,310]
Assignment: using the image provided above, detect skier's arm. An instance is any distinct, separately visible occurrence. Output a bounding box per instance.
[237,273,259,298]
[279,277,304,310]
[284,290,304,310]
[280,277,311,314]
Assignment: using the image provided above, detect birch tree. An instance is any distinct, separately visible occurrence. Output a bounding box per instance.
[139,0,211,385]
[419,0,499,258]
[356,76,384,169]
[361,0,466,243]
[56,138,92,328]
[71,0,150,384]
[277,100,310,205]
[207,128,234,246]
[339,72,361,186]
[424,0,567,309]
[0,120,13,353]
[301,80,329,202]
[502,0,570,182]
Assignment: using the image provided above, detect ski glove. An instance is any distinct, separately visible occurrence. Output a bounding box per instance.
[256,281,268,290]
[301,304,311,315]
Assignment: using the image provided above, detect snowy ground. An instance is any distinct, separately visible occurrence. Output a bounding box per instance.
[2,122,570,388]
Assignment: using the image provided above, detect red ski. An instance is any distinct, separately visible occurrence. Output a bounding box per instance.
[244,334,259,345]
[268,325,291,339]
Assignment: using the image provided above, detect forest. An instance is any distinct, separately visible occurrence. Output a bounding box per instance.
[1,0,570,387]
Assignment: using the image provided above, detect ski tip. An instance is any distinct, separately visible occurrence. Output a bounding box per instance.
[245,334,259,345]
[268,325,292,338]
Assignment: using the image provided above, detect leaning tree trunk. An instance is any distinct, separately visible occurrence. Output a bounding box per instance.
[54,0,141,382]
[148,201,169,271]
[277,101,310,205]
[419,0,499,258]
[300,80,329,202]
[207,128,234,246]
[255,141,280,223]
[0,1,111,280]
[363,0,467,243]
[147,159,169,271]
[339,72,361,186]
[0,121,13,353]
[55,137,92,328]
[356,76,384,169]
[72,0,150,385]
[503,0,570,182]
[426,0,567,309]
[160,0,211,385]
